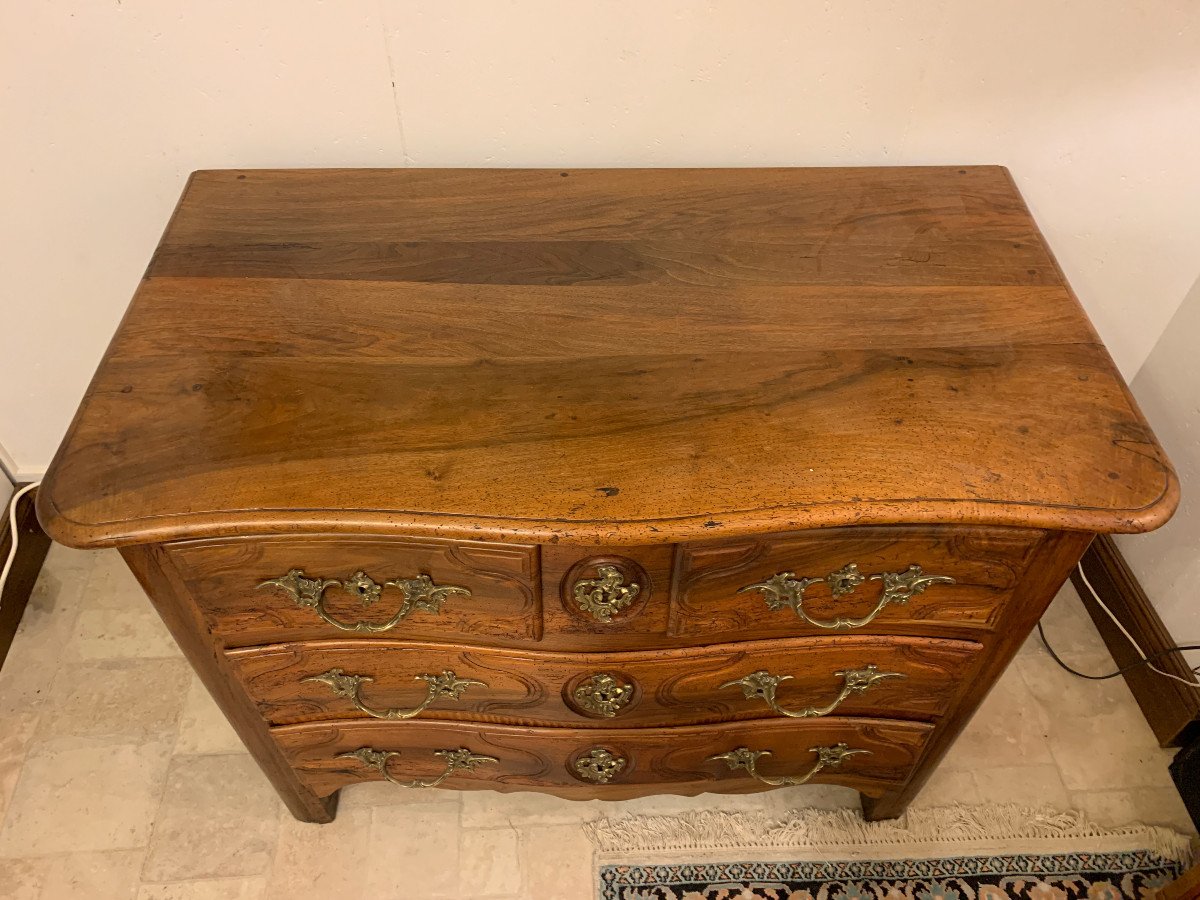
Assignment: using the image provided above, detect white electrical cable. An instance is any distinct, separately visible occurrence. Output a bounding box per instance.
[0,481,41,604]
[1073,559,1200,690]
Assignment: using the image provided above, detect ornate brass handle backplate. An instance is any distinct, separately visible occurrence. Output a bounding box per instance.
[258,568,470,633]
[338,746,497,789]
[720,664,903,718]
[740,563,954,629]
[709,743,869,787]
[303,668,486,720]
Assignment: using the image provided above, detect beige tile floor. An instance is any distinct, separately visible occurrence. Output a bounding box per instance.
[0,545,1193,899]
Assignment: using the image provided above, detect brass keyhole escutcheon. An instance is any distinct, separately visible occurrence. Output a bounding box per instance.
[569,672,636,718]
[572,747,627,784]
[561,557,650,625]
[573,566,639,621]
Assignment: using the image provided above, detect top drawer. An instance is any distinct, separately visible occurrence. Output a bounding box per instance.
[163,525,1047,651]
[164,537,539,649]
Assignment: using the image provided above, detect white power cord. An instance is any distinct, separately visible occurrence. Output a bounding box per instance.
[1073,559,1200,690]
[0,481,41,603]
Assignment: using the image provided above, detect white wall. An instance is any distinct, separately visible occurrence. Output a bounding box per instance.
[1116,277,1200,663]
[2,1,1199,477]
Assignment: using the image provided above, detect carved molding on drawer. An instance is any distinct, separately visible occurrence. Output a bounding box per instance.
[460,651,547,714]
[653,651,750,718]
[257,568,471,633]
[443,543,544,641]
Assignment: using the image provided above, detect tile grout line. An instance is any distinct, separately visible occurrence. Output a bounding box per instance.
[134,575,192,885]
[257,801,297,900]
[0,718,38,839]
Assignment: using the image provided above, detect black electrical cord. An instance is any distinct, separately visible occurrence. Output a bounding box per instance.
[1037,621,1200,681]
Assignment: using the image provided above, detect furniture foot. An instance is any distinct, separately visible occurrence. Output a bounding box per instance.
[861,789,908,822]
[285,786,338,824]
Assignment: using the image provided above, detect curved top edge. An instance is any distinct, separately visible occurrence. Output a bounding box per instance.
[36,476,1180,550]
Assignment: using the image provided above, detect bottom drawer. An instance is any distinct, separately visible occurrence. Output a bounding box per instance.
[275,717,932,801]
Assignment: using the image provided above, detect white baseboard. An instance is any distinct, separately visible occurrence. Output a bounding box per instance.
[0,441,16,483]
[0,440,46,484]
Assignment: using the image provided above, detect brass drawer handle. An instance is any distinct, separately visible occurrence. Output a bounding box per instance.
[573,566,640,622]
[720,665,903,718]
[258,568,470,633]
[574,747,627,784]
[709,743,869,787]
[303,667,486,720]
[740,563,954,629]
[337,746,497,789]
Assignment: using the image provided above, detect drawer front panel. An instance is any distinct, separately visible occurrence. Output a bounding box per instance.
[275,717,932,800]
[231,635,979,728]
[165,537,540,649]
[674,526,1044,640]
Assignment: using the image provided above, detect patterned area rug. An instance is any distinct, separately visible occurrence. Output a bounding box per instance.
[585,806,1194,900]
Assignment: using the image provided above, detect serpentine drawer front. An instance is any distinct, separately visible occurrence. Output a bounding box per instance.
[227,635,980,727]
[36,168,1177,824]
[170,525,1032,652]
[273,717,933,800]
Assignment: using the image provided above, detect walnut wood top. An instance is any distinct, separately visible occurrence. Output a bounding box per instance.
[39,167,1176,547]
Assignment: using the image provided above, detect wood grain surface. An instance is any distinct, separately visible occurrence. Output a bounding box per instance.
[672,524,1040,640]
[228,634,979,728]
[36,167,1176,548]
[274,714,932,800]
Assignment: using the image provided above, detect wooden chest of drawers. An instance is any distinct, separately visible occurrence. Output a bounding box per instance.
[36,167,1177,823]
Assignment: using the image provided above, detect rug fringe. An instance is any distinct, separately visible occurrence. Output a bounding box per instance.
[583,805,1195,866]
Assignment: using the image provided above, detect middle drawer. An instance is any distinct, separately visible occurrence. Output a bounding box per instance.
[228,635,979,728]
